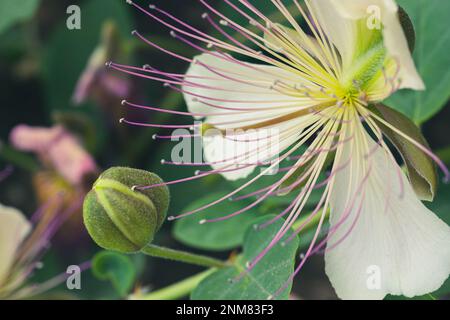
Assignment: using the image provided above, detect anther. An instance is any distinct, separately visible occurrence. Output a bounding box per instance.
[167,216,175,221]
[199,219,207,225]
[131,30,137,36]
[121,99,127,106]
[119,118,125,123]
[149,4,156,9]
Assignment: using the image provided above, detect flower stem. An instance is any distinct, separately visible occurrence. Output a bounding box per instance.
[141,244,227,269]
[137,269,216,300]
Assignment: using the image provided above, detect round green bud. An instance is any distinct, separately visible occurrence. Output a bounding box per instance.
[83,167,170,253]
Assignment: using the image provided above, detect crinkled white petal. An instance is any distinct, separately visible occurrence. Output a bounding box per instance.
[330,0,425,90]
[202,118,308,181]
[183,53,305,128]
[326,131,450,300]
[183,53,316,180]
[0,204,31,287]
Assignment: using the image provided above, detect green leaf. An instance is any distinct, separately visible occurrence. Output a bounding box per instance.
[191,215,299,300]
[372,104,437,201]
[173,192,261,251]
[385,293,436,300]
[0,0,39,34]
[386,0,450,123]
[92,251,136,297]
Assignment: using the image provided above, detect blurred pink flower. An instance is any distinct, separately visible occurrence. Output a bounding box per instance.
[10,125,98,185]
[73,62,131,105]
[72,21,132,107]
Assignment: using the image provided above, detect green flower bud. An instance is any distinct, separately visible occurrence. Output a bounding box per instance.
[83,167,170,253]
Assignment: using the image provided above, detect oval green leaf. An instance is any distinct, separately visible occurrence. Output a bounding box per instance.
[173,192,260,251]
[191,215,299,300]
[92,251,136,297]
[386,0,450,123]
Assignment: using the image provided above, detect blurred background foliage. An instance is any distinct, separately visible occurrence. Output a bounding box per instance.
[0,0,449,300]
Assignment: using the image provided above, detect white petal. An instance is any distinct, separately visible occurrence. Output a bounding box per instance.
[0,204,31,287]
[183,53,303,128]
[326,131,450,300]
[202,119,307,181]
[183,53,315,180]
[331,0,425,90]
[309,0,357,67]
